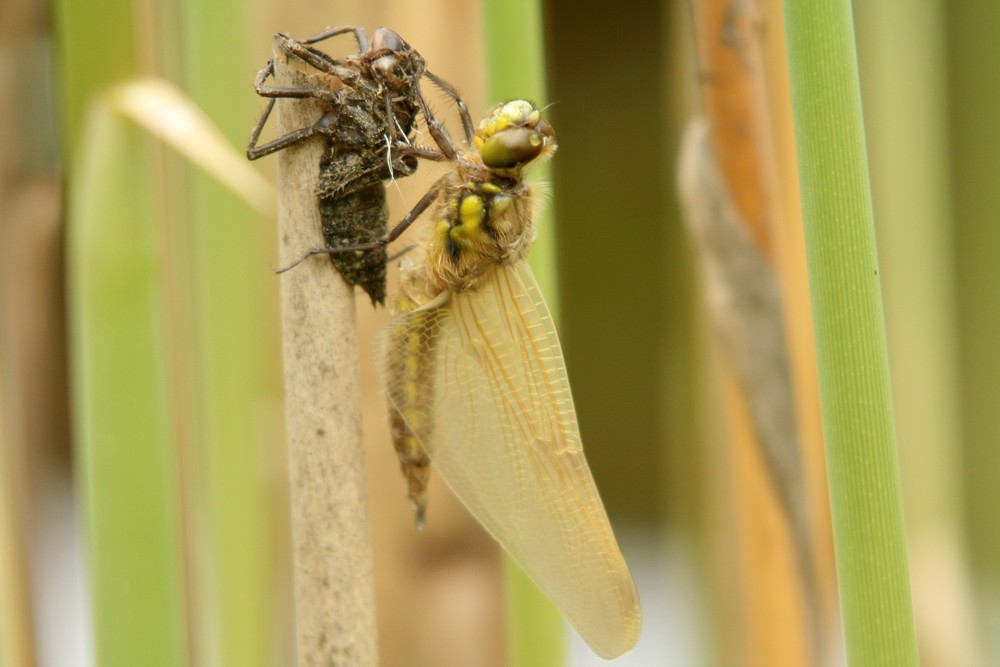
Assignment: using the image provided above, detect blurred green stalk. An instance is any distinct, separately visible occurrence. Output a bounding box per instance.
[948,0,1000,660]
[483,0,558,306]
[782,0,919,664]
[52,0,137,163]
[178,3,284,666]
[67,96,188,667]
[482,0,565,665]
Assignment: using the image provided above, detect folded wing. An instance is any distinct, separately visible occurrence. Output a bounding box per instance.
[374,261,641,658]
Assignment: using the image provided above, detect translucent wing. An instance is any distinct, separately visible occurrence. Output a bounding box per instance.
[374,261,642,658]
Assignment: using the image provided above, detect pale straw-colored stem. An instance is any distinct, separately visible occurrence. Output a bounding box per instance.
[272,38,378,667]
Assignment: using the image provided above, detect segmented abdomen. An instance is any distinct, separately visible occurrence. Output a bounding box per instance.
[316,144,399,305]
[384,288,444,528]
[318,181,388,305]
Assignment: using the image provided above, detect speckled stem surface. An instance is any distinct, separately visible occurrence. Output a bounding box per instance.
[273,38,379,667]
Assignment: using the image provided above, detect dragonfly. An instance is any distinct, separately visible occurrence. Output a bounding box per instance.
[335,98,643,659]
[246,25,472,305]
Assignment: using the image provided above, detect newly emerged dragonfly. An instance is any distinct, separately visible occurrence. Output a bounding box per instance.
[247,25,472,304]
[374,100,641,658]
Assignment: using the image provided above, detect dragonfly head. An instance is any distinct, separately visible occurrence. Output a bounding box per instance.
[475,100,556,172]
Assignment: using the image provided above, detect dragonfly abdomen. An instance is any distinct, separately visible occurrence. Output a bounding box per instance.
[385,294,445,528]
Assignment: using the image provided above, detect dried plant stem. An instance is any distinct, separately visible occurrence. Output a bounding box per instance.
[272,41,378,667]
[679,120,818,666]
[686,0,826,664]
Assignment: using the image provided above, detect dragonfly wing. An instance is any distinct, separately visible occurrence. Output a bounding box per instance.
[374,261,642,658]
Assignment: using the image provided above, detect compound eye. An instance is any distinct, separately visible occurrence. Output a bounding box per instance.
[480,127,545,169]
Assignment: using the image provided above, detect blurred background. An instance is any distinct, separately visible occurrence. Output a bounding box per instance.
[1,0,998,665]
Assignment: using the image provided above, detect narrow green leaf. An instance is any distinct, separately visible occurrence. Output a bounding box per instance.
[67,97,188,667]
[782,0,919,663]
[176,2,286,663]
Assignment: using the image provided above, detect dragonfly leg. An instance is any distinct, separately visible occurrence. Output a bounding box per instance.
[424,70,475,143]
[274,175,448,274]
